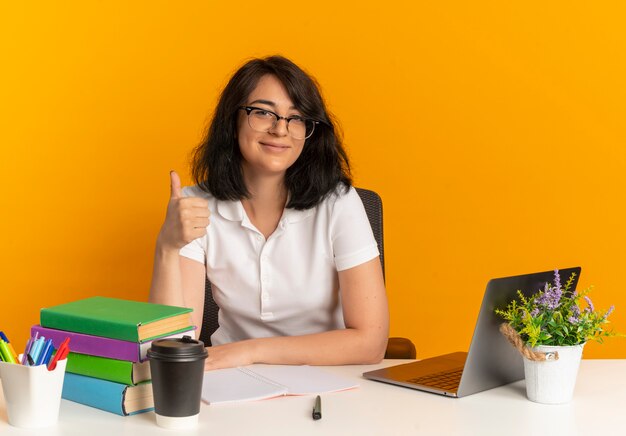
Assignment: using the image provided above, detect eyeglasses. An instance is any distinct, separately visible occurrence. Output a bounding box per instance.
[239,106,318,140]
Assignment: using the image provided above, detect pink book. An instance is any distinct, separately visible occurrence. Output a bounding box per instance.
[30,325,196,362]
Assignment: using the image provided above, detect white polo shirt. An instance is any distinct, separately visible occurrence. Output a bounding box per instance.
[179,185,379,346]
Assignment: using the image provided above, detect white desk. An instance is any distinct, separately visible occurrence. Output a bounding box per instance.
[1,360,625,435]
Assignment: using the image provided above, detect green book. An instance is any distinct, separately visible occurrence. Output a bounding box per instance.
[66,352,151,385]
[40,296,193,342]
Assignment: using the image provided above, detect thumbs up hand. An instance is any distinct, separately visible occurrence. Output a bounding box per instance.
[158,171,210,251]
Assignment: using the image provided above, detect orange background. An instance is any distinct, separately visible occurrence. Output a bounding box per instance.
[1,2,624,358]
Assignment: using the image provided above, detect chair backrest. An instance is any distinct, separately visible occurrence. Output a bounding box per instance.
[199,187,385,346]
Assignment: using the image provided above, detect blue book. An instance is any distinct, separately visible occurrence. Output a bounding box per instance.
[62,372,153,416]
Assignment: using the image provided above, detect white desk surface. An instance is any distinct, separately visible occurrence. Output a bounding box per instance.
[1,359,625,436]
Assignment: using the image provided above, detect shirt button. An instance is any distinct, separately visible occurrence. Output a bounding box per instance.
[262,294,269,302]
[256,235,263,241]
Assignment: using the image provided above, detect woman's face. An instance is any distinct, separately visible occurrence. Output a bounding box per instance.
[237,74,306,178]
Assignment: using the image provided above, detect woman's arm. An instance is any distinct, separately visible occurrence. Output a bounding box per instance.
[150,253,207,334]
[149,243,185,307]
[204,257,389,370]
[149,171,209,330]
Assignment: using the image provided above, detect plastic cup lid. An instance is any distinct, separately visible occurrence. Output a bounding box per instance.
[147,336,208,361]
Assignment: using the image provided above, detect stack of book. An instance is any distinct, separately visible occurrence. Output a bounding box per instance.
[35,296,194,416]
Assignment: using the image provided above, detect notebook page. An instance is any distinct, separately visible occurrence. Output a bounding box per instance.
[201,367,288,404]
[246,364,359,395]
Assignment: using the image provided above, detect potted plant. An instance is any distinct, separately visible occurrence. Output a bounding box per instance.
[495,269,616,404]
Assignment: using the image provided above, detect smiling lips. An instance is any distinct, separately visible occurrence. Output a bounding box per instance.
[260,141,290,152]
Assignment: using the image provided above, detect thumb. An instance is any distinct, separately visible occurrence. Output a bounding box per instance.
[169,170,183,199]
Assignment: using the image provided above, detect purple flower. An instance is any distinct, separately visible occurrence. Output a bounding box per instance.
[535,283,550,306]
[536,276,563,310]
[551,287,563,309]
[604,305,615,319]
[569,305,581,324]
[584,296,594,313]
[530,308,539,317]
[553,269,562,292]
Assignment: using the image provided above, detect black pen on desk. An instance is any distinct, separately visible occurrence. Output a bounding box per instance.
[312,395,322,420]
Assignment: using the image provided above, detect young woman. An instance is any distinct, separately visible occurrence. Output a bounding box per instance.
[149,56,388,370]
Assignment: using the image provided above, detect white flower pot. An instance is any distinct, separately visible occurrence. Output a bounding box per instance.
[523,343,585,404]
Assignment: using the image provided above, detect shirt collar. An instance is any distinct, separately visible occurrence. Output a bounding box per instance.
[282,207,315,224]
[216,199,244,222]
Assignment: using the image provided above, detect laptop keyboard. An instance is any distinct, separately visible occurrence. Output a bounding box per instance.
[407,368,463,391]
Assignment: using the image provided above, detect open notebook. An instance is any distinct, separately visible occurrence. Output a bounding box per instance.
[201,364,358,404]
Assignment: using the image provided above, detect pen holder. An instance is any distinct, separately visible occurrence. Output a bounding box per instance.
[0,356,67,428]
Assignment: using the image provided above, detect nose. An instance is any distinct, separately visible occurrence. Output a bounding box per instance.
[268,117,289,137]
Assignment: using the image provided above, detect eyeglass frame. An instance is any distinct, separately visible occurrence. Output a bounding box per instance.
[238,106,321,140]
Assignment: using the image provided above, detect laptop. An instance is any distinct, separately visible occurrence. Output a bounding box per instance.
[363,267,582,398]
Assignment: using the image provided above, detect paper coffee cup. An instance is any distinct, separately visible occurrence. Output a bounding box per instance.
[148,336,208,429]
